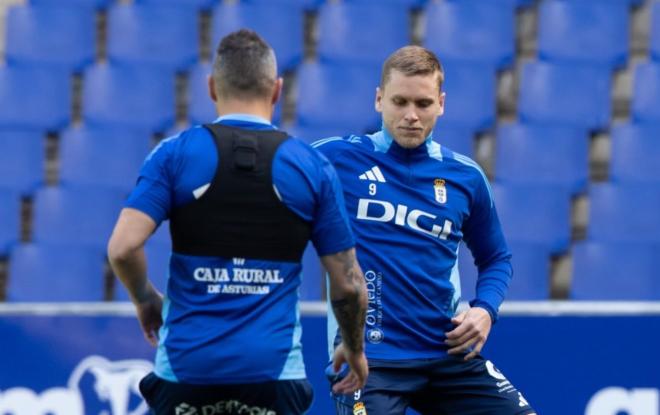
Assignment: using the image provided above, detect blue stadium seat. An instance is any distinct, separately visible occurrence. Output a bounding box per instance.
[538,1,629,69]
[459,241,550,301]
[107,4,199,71]
[59,125,150,192]
[572,241,660,300]
[588,183,660,243]
[432,123,474,157]
[317,3,409,65]
[518,62,611,130]
[188,63,216,126]
[188,63,281,126]
[650,3,660,62]
[441,62,496,131]
[0,191,21,256]
[631,63,660,123]
[135,0,217,10]
[5,5,95,72]
[0,130,44,195]
[346,0,427,7]
[283,124,357,145]
[424,1,515,69]
[492,183,571,254]
[32,185,126,248]
[211,3,304,73]
[294,62,381,134]
[82,63,175,132]
[0,66,71,130]
[7,243,106,301]
[301,243,323,301]
[610,123,660,183]
[495,123,589,195]
[241,0,323,11]
[30,0,112,7]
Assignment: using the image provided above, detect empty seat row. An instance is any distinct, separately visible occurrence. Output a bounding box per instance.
[3,180,659,260]
[9,58,660,134]
[11,0,654,75]
[3,238,325,302]
[459,240,660,301]
[26,0,539,12]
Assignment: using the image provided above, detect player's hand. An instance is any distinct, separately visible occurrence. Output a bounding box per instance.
[445,306,492,361]
[134,284,163,347]
[331,342,369,394]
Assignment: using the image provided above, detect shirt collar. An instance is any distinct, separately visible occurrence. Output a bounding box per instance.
[214,113,272,126]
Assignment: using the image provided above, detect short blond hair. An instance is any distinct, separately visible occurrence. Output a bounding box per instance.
[380,46,444,91]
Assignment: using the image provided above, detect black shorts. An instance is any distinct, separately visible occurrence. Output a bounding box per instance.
[330,355,535,415]
[139,372,313,415]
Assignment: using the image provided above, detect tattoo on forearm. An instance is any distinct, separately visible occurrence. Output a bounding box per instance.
[331,250,367,354]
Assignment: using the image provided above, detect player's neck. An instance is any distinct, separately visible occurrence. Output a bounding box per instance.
[215,99,273,122]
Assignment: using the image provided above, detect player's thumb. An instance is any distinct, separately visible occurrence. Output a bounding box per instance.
[332,348,346,373]
[451,311,466,325]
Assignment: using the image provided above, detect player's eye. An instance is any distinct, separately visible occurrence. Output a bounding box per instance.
[392,98,406,106]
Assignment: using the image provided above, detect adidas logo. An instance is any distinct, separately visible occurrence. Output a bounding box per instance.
[233,257,246,266]
[359,166,386,183]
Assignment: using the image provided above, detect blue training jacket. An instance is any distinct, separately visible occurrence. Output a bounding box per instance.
[125,114,355,384]
[314,127,512,361]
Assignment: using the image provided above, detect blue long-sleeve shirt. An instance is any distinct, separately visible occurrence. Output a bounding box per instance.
[314,128,512,360]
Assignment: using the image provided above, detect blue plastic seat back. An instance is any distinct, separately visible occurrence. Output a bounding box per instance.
[0,130,45,195]
[459,241,550,301]
[211,3,304,73]
[492,183,572,254]
[538,0,629,68]
[59,125,151,192]
[609,123,660,183]
[424,1,515,69]
[588,183,660,243]
[0,190,21,256]
[5,5,96,72]
[317,3,410,65]
[495,123,589,194]
[631,63,660,123]
[135,0,218,10]
[82,63,175,132]
[107,4,199,71]
[8,243,106,301]
[649,3,660,62]
[0,66,71,130]
[441,62,496,131]
[432,123,474,157]
[572,241,660,300]
[32,185,126,248]
[240,0,324,11]
[518,62,612,130]
[31,0,112,7]
[295,62,381,133]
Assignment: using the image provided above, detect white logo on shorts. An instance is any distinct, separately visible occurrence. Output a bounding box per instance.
[175,402,198,415]
[485,360,507,381]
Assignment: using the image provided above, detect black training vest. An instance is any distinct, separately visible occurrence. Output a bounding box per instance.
[169,124,312,262]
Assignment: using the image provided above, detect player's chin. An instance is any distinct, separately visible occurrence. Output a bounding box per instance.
[397,133,425,148]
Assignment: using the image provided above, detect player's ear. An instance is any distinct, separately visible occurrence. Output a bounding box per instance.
[375,86,383,113]
[437,91,446,117]
[271,77,283,105]
[208,75,218,103]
